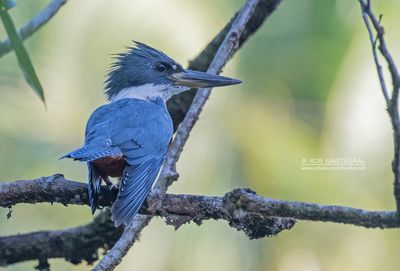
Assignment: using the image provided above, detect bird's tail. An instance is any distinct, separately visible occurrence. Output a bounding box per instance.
[61,143,120,214]
[111,158,163,227]
[88,162,102,214]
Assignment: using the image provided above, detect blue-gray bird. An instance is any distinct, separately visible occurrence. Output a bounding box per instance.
[62,42,241,227]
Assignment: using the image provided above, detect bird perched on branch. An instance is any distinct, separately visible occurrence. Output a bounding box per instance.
[62,42,241,227]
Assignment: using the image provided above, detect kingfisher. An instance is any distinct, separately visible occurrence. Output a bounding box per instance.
[62,42,241,227]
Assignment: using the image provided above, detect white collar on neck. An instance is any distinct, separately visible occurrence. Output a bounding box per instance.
[109,83,189,103]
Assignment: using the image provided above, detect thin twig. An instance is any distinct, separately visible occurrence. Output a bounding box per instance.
[0,0,67,58]
[94,0,273,270]
[360,9,389,103]
[360,1,400,97]
[359,0,400,211]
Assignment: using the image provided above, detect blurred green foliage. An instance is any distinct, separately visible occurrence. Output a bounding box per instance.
[0,0,45,102]
[1,0,400,270]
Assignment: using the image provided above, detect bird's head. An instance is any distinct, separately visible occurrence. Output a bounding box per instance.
[105,42,241,102]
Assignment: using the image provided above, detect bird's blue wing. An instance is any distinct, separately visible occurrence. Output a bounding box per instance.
[111,157,163,227]
[61,102,124,162]
[61,103,125,214]
[63,98,171,164]
[108,99,172,226]
[62,98,173,222]
[60,139,122,162]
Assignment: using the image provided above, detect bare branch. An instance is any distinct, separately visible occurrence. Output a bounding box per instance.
[359,0,400,211]
[2,174,400,267]
[359,1,400,100]
[223,189,399,229]
[0,0,67,58]
[3,174,400,267]
[1,175,398,229]
[0,185,295,268]
[94,0,283,270]
[0,210,122,267]
[0,0,282,267]
[360,10,389,103]
[167,0,282,129]
[0,174,88,207]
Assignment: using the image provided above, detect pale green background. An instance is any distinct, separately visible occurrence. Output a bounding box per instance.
[1,0,399,270]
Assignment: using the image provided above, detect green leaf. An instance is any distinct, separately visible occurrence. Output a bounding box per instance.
[0,0,16,10]
[0,3,46,104]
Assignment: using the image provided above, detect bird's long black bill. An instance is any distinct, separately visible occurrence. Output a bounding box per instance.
[170,69,241,88]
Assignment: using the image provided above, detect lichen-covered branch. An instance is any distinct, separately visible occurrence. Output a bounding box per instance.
[0,176,295,267]
[2,175,399,231]
[0,0,67,58]
[3,175,400,267]
[0,209,122,267]
[223,189,399,229]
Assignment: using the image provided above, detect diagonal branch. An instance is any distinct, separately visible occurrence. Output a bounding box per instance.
[93,1,283,270]
[0,0,282,268]
[0,0,67,58]
[158,0,261,190]
[359,0,400,211]
[167,0,282,130]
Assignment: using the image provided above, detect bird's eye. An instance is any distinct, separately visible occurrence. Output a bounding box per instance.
[155,63,167,72]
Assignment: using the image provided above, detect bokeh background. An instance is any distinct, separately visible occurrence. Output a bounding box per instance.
[1,0,400,270]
